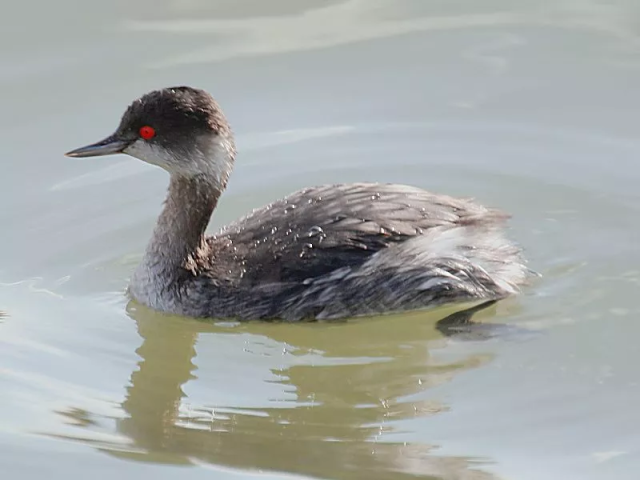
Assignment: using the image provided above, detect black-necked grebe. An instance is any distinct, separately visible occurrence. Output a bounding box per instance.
[65,86,530,321]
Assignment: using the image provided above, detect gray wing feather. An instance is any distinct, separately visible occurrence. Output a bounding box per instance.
[191,183,528,321]
[210,183,506,282]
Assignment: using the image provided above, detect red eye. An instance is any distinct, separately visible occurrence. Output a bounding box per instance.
[139,125,155,140]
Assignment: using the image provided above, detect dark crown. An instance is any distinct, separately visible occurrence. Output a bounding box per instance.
[116,86,232,146]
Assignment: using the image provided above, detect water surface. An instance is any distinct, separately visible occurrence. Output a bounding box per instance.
[1,1,640,479]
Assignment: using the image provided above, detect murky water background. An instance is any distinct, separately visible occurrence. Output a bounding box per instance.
[1,1,640,479]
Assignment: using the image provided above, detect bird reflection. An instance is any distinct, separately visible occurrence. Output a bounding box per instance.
[57,301,504,480]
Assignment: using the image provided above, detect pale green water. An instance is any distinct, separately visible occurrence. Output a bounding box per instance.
[1,1,640,479]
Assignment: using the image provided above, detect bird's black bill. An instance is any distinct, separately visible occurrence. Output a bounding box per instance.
[65,134,131,158]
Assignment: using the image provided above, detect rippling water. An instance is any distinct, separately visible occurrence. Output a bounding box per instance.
[1,1,640,479]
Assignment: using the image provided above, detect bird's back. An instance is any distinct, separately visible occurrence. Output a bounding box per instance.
[178,183,529,321]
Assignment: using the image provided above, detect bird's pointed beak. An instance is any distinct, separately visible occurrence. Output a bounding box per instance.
[65,134,131,158]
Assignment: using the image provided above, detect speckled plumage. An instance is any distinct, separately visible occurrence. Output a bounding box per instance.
[66,86,531,322]
[172,182,529,321]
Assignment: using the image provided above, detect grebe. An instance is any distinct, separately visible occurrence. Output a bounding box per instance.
[65,86,530,321]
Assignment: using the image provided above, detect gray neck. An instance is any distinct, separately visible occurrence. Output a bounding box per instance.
[127,134,236,310]
[141,174,221,277]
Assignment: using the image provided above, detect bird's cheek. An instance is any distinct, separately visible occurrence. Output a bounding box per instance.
[124,140,162,166]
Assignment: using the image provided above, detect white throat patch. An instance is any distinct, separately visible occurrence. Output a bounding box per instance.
[124,135,234,189]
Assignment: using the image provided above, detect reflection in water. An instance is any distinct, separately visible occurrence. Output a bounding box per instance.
[52,303,503,479]
[122,0,640,69]
[123,0,521,67]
